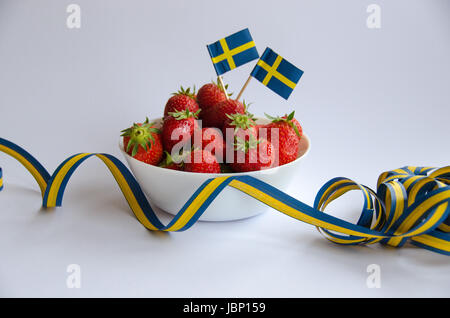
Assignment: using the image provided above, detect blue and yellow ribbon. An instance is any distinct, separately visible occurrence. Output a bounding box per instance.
[0,137,449,255]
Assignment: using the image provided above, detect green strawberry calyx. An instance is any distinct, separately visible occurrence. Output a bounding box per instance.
[265,110,301,137]
[159,151,184,168]
[226,112,255,133]
[168,108,201,120]
[213,77,233,97]
[234,134,261,154]
[120,117,160,157]
[172,85,196,99]
[242,100,255,119]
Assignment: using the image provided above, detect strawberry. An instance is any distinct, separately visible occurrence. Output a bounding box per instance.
[202,99,245,128]
[159,151,184,170]
[196,81,228,111]
[263,111,301,165]
[201,127,225,158]
[184,149,221,173]
[162,109,200,153]
[222,112,257,143]
[200,106,222,128]
[164,86,199,117]
[288,117,303,140]
[121,117,163,165]
[229,134,275,172]
[254,124,265,139]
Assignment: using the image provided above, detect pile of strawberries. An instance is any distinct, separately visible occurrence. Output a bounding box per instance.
[121,81,303,173]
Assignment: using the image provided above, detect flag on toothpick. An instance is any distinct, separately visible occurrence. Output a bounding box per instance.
[250,47,304,100]
[207,28,259,76]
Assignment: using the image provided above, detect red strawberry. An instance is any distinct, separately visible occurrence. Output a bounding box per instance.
[282,114,302,140]
[164,86,199,117]
[202,99,245,128]
[159,151,184,170]
[229,135,275,172]
[184,149,221,173]
[162,109,200,153]
[254,124,265,139]
[201,127,225,158]
[200,106,222,128]
[264,111,301,165]
[196,81,228,111]
[222,112,257,143]
[121,118,163,165]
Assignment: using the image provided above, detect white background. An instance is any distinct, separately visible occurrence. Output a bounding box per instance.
[0,0,449,297]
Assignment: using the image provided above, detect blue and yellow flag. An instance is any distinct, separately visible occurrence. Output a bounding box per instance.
[207,28,259,76]
[251,47,304,100]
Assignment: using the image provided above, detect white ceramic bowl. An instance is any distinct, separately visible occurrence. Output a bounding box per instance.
[119,118,310,221]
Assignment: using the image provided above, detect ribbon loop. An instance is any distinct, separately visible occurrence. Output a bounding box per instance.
[0,137,449,255]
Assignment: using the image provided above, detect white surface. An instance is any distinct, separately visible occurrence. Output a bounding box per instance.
[0,0,449,297]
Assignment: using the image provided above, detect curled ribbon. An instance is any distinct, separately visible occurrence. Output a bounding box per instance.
[0,137,449,255]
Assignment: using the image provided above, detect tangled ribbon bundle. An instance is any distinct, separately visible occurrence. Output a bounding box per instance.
[0,137,449,255]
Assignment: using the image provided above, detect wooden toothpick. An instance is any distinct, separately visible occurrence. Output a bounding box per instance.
[217,76,229,100]
[236,75,252,101]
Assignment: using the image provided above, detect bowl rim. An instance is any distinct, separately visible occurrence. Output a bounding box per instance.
[119,118,311,177]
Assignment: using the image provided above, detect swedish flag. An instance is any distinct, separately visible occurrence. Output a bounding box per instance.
[251,47,304,100]
[207,28,259,76]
